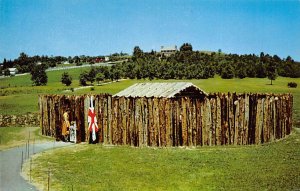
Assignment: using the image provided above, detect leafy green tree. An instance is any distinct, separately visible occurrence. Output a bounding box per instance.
[31,64,48,86]
[218,49,222,55]
[246,64,256,78]
[4,68,10,76]
[96,66,110,79]
[256,62,266,78]
[61,72,72,86]
[266,63,277,85]
[179,43,193,51]
[18,52,28,62]
[79,71,88,86]
[109,65,122,81]
[2,58,7,68]
[87,67,97,84]
[74,56,81,66]
[133,46,143,60]
[135,67,142,79]
[235,63,247,79]
[113,69,121,81]
[96,73,105,84]
[221,65,234,79]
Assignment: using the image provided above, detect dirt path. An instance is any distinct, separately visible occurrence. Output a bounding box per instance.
[0,141,72,191]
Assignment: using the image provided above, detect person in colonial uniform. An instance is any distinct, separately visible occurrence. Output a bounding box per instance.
[62,109,70,141]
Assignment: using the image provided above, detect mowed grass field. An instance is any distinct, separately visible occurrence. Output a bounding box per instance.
[1,68,300,190]
[24,129,300,191]
[0,126,53,150]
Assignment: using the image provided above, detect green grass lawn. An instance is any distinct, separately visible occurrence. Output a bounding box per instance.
[0,67,89,114]
[0,126,53,150]
[2,70,300,190]
[24,128,300,191]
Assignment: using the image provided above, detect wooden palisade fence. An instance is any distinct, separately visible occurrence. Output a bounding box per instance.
[39,93,293,146]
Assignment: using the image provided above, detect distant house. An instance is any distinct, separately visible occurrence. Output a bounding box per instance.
[8,68,18,76]
[114,82,208,98]
[160,45,178,57]
[95,57,104,63]
[105,56,110,62]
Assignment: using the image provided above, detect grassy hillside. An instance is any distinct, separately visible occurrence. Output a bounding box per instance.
[0,67,89,114]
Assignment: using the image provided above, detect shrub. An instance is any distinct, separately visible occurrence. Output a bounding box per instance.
[79,72,88,86]
[96,73,105,84]
[221,65,234,79]
[30,64,48,86]
[61,72,72,86]
[288,82,297,88]
[4,68,10,76]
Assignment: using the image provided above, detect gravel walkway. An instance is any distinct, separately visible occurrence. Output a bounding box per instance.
[0,141,72,191]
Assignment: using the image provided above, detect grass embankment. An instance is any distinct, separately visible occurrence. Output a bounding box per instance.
[0,127,53,150]
[25,129,300,191]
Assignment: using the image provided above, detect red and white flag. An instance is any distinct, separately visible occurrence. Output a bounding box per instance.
[88,96,98,141]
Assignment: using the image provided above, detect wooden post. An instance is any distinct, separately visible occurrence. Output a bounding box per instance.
[228,93,235,145]
[137,98,143,147]
[129,97,135,146]
[234,96,239,145]
[206,98,212,146]
[159,98,167,147]
[196,98,202,146]
[165,99,171,147]
[102,96,107,144]
[84,96,90,142]
[153,98,160,146]
[264,96,270,143]
[142,98,148,146]
[238,95,244,145]
[175,99,180,146]
[191,99,197,146]
[244,94,249,145]
[107,95,112,144]
[126,98,132,145]
[210,97,216,146]
[216,95,222,145]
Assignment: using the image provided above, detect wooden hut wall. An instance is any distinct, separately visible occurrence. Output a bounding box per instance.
[39,93,293,146]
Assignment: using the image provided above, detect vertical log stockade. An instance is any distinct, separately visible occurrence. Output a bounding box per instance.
[39,93,293,147]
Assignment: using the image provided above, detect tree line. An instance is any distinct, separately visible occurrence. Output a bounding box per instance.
[0,52,128,76]
[2,43,300,86]
[72,44,299,87]
[124,44,300,81]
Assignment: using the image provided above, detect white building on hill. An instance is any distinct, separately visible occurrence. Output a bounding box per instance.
[8,68,18,76]
[160,45,178,57]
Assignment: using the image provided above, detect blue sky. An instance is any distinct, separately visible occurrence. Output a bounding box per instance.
[0,0,299,61]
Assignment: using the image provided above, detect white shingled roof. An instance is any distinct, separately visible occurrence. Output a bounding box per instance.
[113,82,207,98]
[161,45,177,51]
